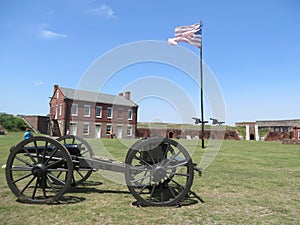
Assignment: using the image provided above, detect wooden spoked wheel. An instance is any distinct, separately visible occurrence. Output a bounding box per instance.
[6,136,73,204]
[57,135,94,186]
[125,137,194,206]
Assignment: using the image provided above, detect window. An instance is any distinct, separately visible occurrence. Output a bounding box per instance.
[298,131,300,140]
[96,106,102,118]
[83,123,89,135]
[128,109,133,120]
[106,124,112,135]
[71,104,78,116]
[107,107,113,118]
[84,105,91,117]
[59,104,62,116]
[55,105,58,119]
[70,123,77,135]
[127,125,132,136]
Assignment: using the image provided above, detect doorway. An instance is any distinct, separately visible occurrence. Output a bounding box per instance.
[95,125,101,138]
[70,123,77,136]
[116,125,123,139]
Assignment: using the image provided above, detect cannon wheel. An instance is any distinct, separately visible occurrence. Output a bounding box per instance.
[5,136,73,204]
[125,137,194,206]
[57,135,94,186]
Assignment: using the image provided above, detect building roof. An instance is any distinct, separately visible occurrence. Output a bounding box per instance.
[256,119,300,127]
[60,87,138,107]
[235,122,256,126]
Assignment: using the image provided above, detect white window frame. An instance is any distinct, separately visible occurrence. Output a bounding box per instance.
[298,131,300,140]
[71,104,78,116]
[106,124,112,135]
[55,105,58,119]
[69,122,77,136]
[107,107,113,119]
[127,125,132,136]
[96,106,102,118]
[83,123,89,135]
[84,105,91,117]
[59,103,62,116]
[128,109,133,120]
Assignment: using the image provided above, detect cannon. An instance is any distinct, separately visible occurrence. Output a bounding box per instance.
[5,135,201,206]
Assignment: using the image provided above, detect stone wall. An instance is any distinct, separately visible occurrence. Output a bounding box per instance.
[136,128,240,140]
[264,131,293,141]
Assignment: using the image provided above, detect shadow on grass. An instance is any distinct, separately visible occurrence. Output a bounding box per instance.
[67,181,205,207]
[15,196,87,205]
[15,180,205,206]
[67,180,131,195]
[131,198,201,208]
[46,181,131,205]
[53,196,86,205]
[130,190,205,208]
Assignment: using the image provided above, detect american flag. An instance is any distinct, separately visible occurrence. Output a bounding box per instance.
[168,23,202,48]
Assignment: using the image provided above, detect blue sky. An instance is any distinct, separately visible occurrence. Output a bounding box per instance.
[0,0,299,125]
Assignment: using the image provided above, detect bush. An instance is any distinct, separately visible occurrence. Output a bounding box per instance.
[0,113,28,132]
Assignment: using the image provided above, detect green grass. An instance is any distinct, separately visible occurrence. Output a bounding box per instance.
[0,133,299,224]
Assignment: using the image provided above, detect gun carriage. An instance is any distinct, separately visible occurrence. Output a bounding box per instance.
[5,135,201,206]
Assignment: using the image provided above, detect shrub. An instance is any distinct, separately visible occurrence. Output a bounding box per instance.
[0,113,28,132]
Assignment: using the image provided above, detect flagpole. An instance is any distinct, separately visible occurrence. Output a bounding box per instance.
[200,23,205,149]
[167,21,205,148]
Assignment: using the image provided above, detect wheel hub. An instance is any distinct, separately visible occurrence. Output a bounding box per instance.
[152,166,167,182]
[32,163,47,177]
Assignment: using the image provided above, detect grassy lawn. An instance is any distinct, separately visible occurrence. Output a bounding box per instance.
[0,133,299,224]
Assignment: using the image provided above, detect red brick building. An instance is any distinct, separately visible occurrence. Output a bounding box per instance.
[49,85,138,138]
[293,126,300,140]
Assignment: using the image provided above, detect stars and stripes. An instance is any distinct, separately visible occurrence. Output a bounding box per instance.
[168,22,202,48]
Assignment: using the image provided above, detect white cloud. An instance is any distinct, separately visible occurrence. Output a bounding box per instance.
[37,23,67,39]
[41,29,67,39]
[87,4,116,18]
[35,81,45,86]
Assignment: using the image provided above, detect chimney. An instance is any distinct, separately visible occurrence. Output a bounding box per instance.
[54,84,59,92]
[125,91,131,100]
[118,93,124,96]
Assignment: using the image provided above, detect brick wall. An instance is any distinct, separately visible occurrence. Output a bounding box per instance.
[23,116,49,134]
